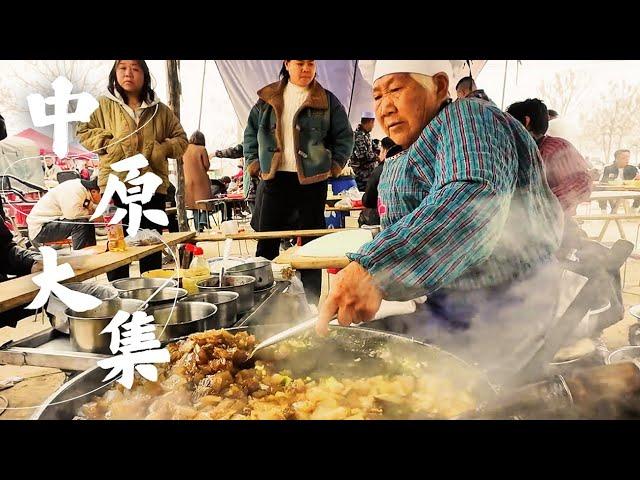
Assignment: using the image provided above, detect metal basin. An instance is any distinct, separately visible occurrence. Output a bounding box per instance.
[629,305,640,321]
[181,291,239,328]
[32,325,496,420]
[49,283,119,334]
[606,346,640,365]
[197,275,255,313]
[65,298,146,354]
[119,287,188,306]
[111,277,177,293]
[225,261,274,290]
[149,301,218,341]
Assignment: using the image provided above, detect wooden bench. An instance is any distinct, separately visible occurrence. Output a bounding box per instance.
[574,214,640,241]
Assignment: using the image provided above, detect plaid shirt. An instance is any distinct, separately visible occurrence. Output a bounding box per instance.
[537,135,592,215]
[347,99,563,301]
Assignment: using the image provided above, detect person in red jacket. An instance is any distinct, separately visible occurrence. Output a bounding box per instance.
[507,98,592,252]
[507,98,592,216]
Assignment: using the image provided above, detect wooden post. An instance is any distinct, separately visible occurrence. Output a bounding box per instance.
[166,60,189,232]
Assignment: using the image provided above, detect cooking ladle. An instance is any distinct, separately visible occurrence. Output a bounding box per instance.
[247,315,336,360]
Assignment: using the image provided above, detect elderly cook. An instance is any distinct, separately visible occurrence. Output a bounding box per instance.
[317,60,565,384]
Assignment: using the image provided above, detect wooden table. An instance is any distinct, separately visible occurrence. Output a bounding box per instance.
[0,231,195,313]
[325,205,365,212]
[325,205,364,228]
[589,191,640,202]
[577,191,640,241]
[194,228,355,242]
[592,182,640,192]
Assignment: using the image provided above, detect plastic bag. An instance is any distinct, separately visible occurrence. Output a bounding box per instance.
[125,228,163,247]
[287,273,313,316]
[46,282,119,334]
[207,256,245,274]
[340,186,363,201]
[335,198,353,208]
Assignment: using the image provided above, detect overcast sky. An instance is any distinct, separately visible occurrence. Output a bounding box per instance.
[2,60,639,161]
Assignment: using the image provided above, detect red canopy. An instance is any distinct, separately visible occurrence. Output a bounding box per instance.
[15,128,96,162]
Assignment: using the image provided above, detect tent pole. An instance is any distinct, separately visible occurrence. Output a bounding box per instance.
[198,60,207,131]
[500,60,508,110]
[347,60,359,120]
[166,60,189,232]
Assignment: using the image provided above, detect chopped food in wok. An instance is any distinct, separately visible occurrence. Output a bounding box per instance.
[76,330,476,420]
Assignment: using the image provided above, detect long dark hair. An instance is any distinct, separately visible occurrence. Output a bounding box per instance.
[108,60,155,104]
[279,61,290,81]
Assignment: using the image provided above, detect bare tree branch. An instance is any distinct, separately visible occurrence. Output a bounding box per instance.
[537,69,590,116]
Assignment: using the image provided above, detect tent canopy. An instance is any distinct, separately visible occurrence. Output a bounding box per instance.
[0,133,44,186]
[16,128,96,162]
[214,60,487,135]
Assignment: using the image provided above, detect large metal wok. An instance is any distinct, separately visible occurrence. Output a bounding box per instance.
[32,325,496,420]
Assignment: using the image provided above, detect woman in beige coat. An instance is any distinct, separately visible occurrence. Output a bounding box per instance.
[183,131,212,231]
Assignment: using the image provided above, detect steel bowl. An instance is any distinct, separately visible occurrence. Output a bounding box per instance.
[119,287,188,306]
[149,301,218,341]
[181,291,239,328]
[629,305,640,321]
[225,261,274,290]
[49,283,119,334]
[197,275,255,313]
[111,277,177,293]
[606,346,640,365]
[66,298,146,354]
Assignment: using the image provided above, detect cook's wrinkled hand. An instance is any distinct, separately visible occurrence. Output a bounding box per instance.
[316,261,382,336]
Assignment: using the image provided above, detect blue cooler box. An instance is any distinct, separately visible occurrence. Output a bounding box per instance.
[329,175,357,194]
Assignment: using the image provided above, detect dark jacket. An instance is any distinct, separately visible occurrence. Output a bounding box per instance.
[350,125,378,191]
[467,89,491,102]
[358,162,384,227]
[601,164,638,182]
[210,179,228,196]
[0,220,37,282]
[0,113,7,141]
[243,79,354,185]
[216,144,243,159]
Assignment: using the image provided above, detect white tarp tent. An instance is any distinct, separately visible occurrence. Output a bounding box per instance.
[0,134,44,186]
[215,60,487,136]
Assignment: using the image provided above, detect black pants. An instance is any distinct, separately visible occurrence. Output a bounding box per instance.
[1,305,37,328]
[256,172,327,305]
[107,193,167,282]
[33,219,96,250]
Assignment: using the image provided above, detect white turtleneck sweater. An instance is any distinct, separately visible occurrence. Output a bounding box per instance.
[279,82,310,172]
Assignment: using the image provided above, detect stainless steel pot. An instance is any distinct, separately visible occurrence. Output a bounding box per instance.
[181,291,239,328]
[49,283,119,334]
[66,298,146,354]
[606,346,640,365]
[197,275,255,313]
[119,287,188,306]
[111,277,177,293]
[149,301,218,341]
[225,261,274,290]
